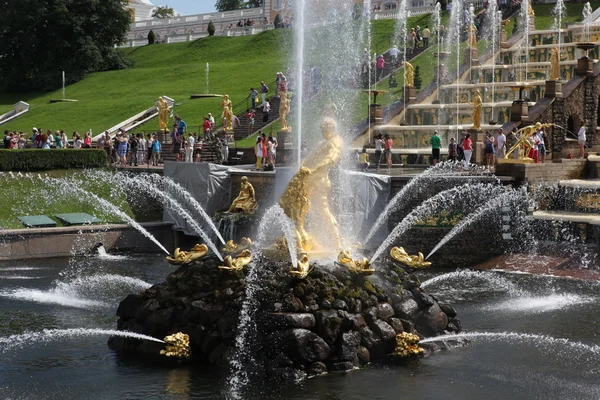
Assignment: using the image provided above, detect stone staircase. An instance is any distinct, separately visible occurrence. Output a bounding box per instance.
[232,95,281,140]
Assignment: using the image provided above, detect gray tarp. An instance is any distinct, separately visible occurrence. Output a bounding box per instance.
[340,170,391,243]
[163,162,232,236]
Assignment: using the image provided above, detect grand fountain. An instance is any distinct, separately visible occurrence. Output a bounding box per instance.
[1,1,600,398]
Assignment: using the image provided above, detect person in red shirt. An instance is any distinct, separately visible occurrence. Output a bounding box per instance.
[202,117,212,140]
[462,133,473,170]
[384,134,393,172]
[246,109,255,135]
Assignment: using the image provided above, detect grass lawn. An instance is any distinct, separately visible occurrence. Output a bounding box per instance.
[0,169,159,229]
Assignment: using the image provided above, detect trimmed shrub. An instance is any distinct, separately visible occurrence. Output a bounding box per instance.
[273,14,283,29]
[148,30,156,45]
[208,21,216,36]
[0,149,108,171]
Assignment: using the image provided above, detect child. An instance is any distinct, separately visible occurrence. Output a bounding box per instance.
[360,148,370,172]
[448,137,457,162]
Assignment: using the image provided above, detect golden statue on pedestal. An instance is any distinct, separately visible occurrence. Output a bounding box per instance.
[471,90,483,130]
[279,92,291,132]
[289,254,311,279]
[161,332,191,359]
[157,96,171,131]
[279,117,343,251]
[468,23,478,49]
[227,176,258,214]
[222,237,253,254]
[405,61,415,87]
[390,247,432,269]
[218,249,252,271]
[166,244,209,265]
[220,94,234,131]
[394,332,423,358]
[337,250,375,275]
[549,48,560,80]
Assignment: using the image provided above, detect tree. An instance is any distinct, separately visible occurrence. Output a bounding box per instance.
[244,0,263,7]
[148,30,156,45]
[414,66,422,89]
[207,21,216,36]
[437,0,447,11]
[152,5,175,19]
[273,14,283,28]
[0,0,132,92]
[215,0,242,12]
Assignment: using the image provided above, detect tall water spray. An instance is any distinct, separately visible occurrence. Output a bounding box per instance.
[483,1,501,120]
[582,2,593,42]
[520,0,531,85]
[396,0,408,104]
[432,2,442,105]
[294,0,305,168]
[468,4,475,82]
[446,0,463,136]
[205,63,210,94]
[62,71,66,100]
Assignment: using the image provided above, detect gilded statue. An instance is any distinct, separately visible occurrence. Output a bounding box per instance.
[394,332,424,358]
[528,4,535,17]
[504,122,553,160]
[222,237,252,254]
[279,117,343,251]
[166,244,209,265]
[156,96,171,131]
[549,47,560,80]
[471,90,483,130]
[289,254,311,279]
[220,94,234,131]
[337,250,375,275]
[218,249,252,271]
[279,92,291,132]
[227,176,258,214]
[161,332,191,359]
[468,23,478,49]
[405,61,415,87]
[390,247,432,269]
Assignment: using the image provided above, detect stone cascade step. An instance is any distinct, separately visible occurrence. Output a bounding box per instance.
[232,95,281,140]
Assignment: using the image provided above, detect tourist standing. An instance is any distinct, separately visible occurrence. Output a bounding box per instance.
[117,133,129,168]
[484,131,495,168]
[83,132,92,148]
[422,25,431,47]
[246,109,255,136]
[73,133,82,149]
[384,134,393,172]
[203,117,212,141]
[536,123,547,163]
[137,134,146,165]
[175,114,187,136]
[462,133,473,169]
[360,148,370,172]
[60,130,68,148]
[496,128,506,160]
[221,135,229,164]
[151,135,161,166]
[146,133,154,166]
[54,130,63,149]
[430,130,441,165]
[185,132,195,163]
[130,134,139,166]
[250,87,259,109]
[374,134,383,171]
[376,55,385,81]
[448,137,458,162]
[260,81,269,105]
[208,113,215,129]
[255,135,264,170]
[262,100,271,123]
[388,46,400,67]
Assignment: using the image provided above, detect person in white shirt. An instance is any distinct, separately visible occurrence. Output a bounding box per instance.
[577,124,586,158]
[388,46,400,66]
[496,128,506,160]
[186,133,195,162]
[208,113,215,129]
[374,135,383,171]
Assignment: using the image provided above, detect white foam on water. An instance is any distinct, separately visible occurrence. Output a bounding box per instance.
[0,267,47,271]
[0,328,164,353]
[483,293,594,314]
[421,270,525,296]
[0,276,44,280]
[95,246,129,261]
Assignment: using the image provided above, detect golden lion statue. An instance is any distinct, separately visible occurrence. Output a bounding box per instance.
[390,247,431,269]
[166,244,209,265]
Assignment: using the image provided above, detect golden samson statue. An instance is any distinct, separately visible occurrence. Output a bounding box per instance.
[157,96,171,131]
[279,117,343,251]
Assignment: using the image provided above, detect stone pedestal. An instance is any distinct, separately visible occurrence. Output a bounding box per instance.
[545,80,563,99]
[576,56,594,77]
[510,100,529,123]
[434,64,447,84]
[369,104,383,125]
[464,48,479,66]
[501,30,509,49]
[469,129,485,165]
[277,130,291,151]
[403,85,417,104]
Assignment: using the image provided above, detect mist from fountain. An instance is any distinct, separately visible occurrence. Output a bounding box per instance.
[0,328,164,354]
[432,2,442,108]
[294,0,305,167]
[446,0,463,137]
[483,0,500,120]
[420,269,524,296]
[427,189,529,259]
[552,0,566,75]
[582,2,593,42]
[468,4,475,82]
[520,0,531,85]
[255,205,298,267]
[369,182,506,263]
[395,0,408,104]
[205,63,210,94]
[365,162,474,244]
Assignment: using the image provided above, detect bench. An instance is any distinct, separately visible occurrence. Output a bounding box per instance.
[17,215,57,228]
[54,213,102,226]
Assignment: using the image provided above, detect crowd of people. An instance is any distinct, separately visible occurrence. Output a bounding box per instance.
[3,128,94,149]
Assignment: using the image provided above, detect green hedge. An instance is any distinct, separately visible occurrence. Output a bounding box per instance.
[0,149,108,171]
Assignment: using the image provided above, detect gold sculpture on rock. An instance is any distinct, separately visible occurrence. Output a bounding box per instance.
[220,94,234,131]
[503,122,553,161]
[471,90,483,130]
[405,61,415,87]
[222,237,253,254]
[280,117,343,251]
[161,332,191,359]
[157,96,171,131]
[289,254,311,279]
[228,176,258,214]
[279,92,291,132]
[218,249,252,272]
[166,244,209,265]
[550,48,560,80]
[390,247,432,269]
[337,250,375,275]
[393,332,424,358]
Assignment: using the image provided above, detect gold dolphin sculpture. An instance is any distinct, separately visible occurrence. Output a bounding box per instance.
[160,332,191,359]
[289,254,310,279]
[337,250,375,275]
[166,244,209,265]
[218,249,252,272]
[222,237,253,254]
[390,247,431,269]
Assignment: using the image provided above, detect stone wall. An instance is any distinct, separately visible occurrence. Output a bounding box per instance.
[495,159,587,185]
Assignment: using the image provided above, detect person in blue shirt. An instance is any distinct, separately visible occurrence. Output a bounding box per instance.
[151,135,161,166]
[175,114,187,136]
